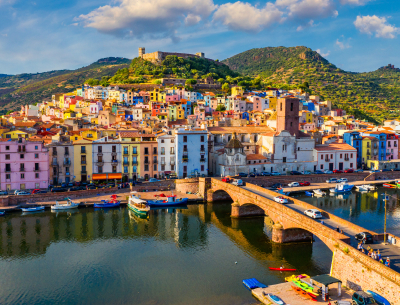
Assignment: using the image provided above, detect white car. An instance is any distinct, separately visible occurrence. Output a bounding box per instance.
[304,209,323,219]
[271,171,281,176]
[232,179,244,186]
[324,170,333,174]
[274,196,288,204]
[338,178,348,183]
[288,182,300,187]
[304,171,311,175]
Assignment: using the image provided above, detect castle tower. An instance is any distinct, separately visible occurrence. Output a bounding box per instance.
[196,52,205,58]
[277,96,300,137]
[138,47,145,58]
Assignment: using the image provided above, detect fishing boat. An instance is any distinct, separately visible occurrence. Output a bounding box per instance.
[263,293,284,305]
[269,267,297,272]
[94,194,121,208]
[366,290,391,305]
[128,192,150,217]
[356,185,370,192]
[147,194,188,207]
[313,189,325,196]
[329,183,354,194]
[20,205,45,212]
[305,191,313,197]
[51,198,79,210]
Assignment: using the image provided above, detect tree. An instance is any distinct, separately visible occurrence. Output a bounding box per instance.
[216,104,226,112]
[185,79,197,85]
[222,83,230,93]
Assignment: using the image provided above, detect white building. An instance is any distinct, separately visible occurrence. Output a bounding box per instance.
[157,131,176,178]
[175,128,208,178]
[92,138,122,180]
[314,143,357,171]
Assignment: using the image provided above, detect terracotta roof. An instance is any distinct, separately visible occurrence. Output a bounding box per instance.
[315,143,357,151]
[14,122,37,127]
[208,126,273,134]
[225,138,243,149]
[246,154,269,161]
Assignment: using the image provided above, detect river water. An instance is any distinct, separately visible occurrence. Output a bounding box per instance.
[296,186,400,236]
[0,203,333,305]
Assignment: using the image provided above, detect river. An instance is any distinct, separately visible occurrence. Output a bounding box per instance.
[0,203,333,305]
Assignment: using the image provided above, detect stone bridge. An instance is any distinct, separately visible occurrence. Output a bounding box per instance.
[176,177,400,304]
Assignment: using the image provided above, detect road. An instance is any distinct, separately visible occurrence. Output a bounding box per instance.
[241,185,400,272]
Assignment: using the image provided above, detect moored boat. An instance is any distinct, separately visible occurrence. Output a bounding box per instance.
[305,191,313,196]
[147,194,188,207]
[21,206,45,212]
[356,185,369,192]
[330,183,354,193]
[264,293,284,305]
[94,194,121,208]
[128,192,150,217]
[313,189,325,196]
[269,267,296,271]
[0,211,4,216]
[383,183,396,188]
[51,198,79,210]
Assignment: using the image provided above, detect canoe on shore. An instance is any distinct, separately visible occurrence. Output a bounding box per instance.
[269,267,297,271]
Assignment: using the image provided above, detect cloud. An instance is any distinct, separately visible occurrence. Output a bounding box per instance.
[339,0,371,5]
[76,0,216,40]
[335,37,351,49]
[276,0,338,20]
[296,20,314,31]
[354,15,398,38]
[316,49,330,57]
[213,2,284,32]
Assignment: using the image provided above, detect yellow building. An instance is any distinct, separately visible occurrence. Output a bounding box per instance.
[231,86,244,96]
[3,130,28,139]
[268,96,277,109]
[73,139,93,182]
[362,136,379,164]
[120,136,141,181]
[80,129,98,140]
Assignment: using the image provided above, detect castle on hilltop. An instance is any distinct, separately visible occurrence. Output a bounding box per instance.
[138,47,205,64]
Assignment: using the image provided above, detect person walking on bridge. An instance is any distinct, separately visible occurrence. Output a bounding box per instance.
[385,257,391,268]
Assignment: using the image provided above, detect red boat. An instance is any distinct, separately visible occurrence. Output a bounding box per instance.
[269,267,297,271]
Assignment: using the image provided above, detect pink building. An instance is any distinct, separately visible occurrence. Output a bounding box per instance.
[386,133,399,160]
[0,139,49,191]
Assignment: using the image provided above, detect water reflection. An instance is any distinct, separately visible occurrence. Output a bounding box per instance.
[0,203,333,305]
[298,187,400,235]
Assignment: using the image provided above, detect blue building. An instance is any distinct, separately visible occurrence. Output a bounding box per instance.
[362,132,386,161]
[343,131,363,167]
[242,112,250,121]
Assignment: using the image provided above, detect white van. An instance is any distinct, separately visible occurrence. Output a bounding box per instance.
[232,179,244,186]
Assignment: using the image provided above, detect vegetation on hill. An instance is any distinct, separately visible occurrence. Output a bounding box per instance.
[0,57,130,113]
[223,46,399,123]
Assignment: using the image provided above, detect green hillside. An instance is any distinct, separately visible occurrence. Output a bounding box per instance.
[222,46,399,123]
[0,57,130,113]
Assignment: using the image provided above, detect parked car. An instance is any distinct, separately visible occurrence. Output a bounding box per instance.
[392,168,400,171]
[381,169,391,172]
[333,169,343,174]
[354,232,374,244]
[86,184,97,190]
[51,187,67,193]
[299,181,310,186]
[288,182,300,187]
[248,173,256,177]
[344,169,354,173]
[16,191,31,196]
[0,190,8,195]
[338,178,348,183]
[324,170,333,174]
[271,171,281,176]
[369,170,380,173]
[303,171,312,175]
[149,178,160,182]
[61,182,68,188]
[35,190,48,194]
[232,179,244,186]
[271,183,282,189]
[352,291,377,305]
[238,173,248,178]
[274,196,288,204]
[31,189,42,194]
[326,178,339,183]
[314,170,324,174]
[290,171,303,175]
[354,169,364,173]
[221,177,231,183]
[68,186,81,192]
[261,172,271,176]
[304,209,323,219]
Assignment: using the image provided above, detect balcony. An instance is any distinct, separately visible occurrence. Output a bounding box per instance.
[170,151,175,155]
[64,151,69,156]
[112,159,119,163]
[144,151,149,156]
[81,150,86,154]
[123,161,129,165]
[97,152,103,157]
[96,161,104,166]
[5,168,11,172]
[161,152,165,155]
[51,160,58,166]
[325,158,330,162]
[144,160,150,165]
[63,160,71,166]
[34,168,40,172]
[161,161,166,165]
[153,160,158,164]
[123,151,129,156]
[81,170,87,174]
[344,158,349,161]
[52,151,57,156]
[81,160,87,165]
[132,161,138,165]
[20,168,25,172]
[182,157,188,162]
[65,172,70,176]
[132,151,138,155]
[170,161,175,165]
[111,152,117,157]
[18,148,26,153]
[200,149,206,153]
[153,151,158,155]
[200,158,206,162]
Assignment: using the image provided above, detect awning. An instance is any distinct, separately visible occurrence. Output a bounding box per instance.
[108,173,122,179]
[311,275,341,286]
[92,174,107,180]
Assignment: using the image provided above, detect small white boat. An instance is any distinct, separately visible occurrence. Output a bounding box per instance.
[356,185,369,192]
[365,185,376,190]
[313,189,326,196]
[330,183,354,193]
[263,292,284,305]
[21,206,45,212]
[51,198,79,210]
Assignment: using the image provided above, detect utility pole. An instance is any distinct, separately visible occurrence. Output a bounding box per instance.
[384,192,387,245]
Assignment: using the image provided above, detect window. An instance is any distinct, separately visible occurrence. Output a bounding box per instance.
[35,173,39,178]
[350,163,353,168]
[6,174,10,179]
[112,166,117,173]
[112,145,116,152]
[154,164,157,171]
[65,147,69,154]
[290,122,292,127]
[350,153,353,158]
[171,139,175,143]
[201,165,204,171]
[52,147,57,154]
[153,147,157,154]
[144,147,149,154]
[283,157,286,163]
[35,153,38,158]
[34,146,38,150]
[161,139,164,143]
[330,154,333,159]
[290,103,293,111]
[183,136,187,142]
[5,164,11,172]
[66,167,69,173]
[5,154,10,160]
[20,164,25,171]
[144,165,149,171]
[5,146,9,151]
[132,147,137,154]
[280,103,282,111]
[98,166,103,173]
[123,147,128,154]
[183,166,187,172]
[340,154,342,158]
[21,173,25,179]
[81,146,86,153]
[201,136,205,142]
[98,146,102,153]
[124,166,128,173]
[320,164,323,169]
[20,154,24,159]
[34,163,39,171]
[183,145,187,152]
[321,155,323,160]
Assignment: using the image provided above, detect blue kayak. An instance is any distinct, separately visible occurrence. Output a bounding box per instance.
[94,201,120,208]
[305,191,313,196]
[242,278,267,290]
[367,290,391,305]
[265,293,284,305]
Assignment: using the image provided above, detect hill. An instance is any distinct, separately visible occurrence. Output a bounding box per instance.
[222,46,400,123]
[0,57,130,113]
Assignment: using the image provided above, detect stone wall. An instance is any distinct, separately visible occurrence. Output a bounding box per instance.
[131,180,175,192]
[332,245,400,305]
[231,203,264,217]
[175,178,199,195]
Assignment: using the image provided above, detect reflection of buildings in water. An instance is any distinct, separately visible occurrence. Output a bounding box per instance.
[314,192,357,209]
[263,216,274,238]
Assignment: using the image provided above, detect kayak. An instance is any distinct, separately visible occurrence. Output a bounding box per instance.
[383,183,396,188]
[265,293,284,305]
[366,290,390,305]
[269,267,297,271]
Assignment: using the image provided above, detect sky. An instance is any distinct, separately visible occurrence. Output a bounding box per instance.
[0,0,399,75]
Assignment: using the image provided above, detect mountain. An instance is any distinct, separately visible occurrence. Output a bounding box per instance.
[222,46,400,123]
[0,57,131,113]
[0,74,11,78]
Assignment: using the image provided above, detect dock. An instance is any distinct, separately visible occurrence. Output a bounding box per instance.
[252,281,353,305]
